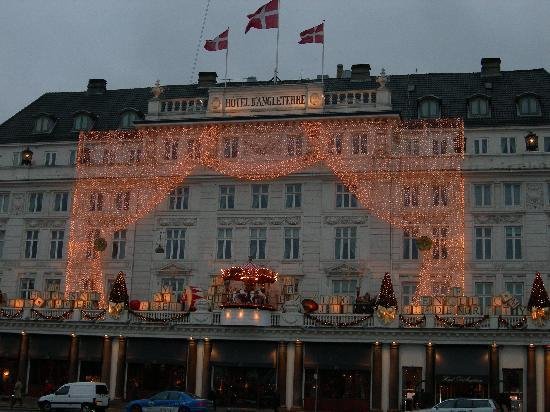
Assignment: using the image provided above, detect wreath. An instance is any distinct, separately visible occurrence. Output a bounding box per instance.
[415,236,433,251]
[93,237,107,252]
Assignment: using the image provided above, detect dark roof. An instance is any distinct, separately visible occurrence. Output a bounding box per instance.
[1,68,549,144]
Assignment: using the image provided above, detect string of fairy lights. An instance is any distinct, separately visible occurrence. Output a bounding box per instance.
[66,118,464,303]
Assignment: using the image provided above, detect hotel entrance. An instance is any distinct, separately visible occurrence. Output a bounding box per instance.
[437,375,488,400]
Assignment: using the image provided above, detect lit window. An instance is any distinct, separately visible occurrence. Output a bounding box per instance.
[505,282,524,306]
[112,230,127,259]
[335,227,356,260]
[251,184,269,209]
[120,111,139,129]
[504,183,521,207]
[0,230,5,259]
[473,138,488,154]
[284,227,300,259]
[34,116,54,133]
[432,139,448,155]
[223,137,239,158]
[474,226,491,260]
[336,184,358,208]
[44,152,57,166]
[102,149,114,164]
[187,139,201,159]
[89,193,104,211]
[475,281,493,314]
[330,135,342,155]
[169,187,189,210]
[44,278,61,292]
[129,148,142,163]
[418,98,440,119]
[50,230,64,259]
[403,186,419,207]
[432,185,448,206]
[115,192,130,211]
[285,184,302,208]
[501,137,517,154]
[352,134,368,154]
[54,192,69,212]
[164,140,179,160]
[217,228,232,259]
[25,230,39,259]
[19,277,35,299]
[249,227,267,259]
[469,97,490,117]
[332,279,357,295]
[73,114,93,131]
[161,278,187,296]
[432,226,448,259]
[517,95,541,116]
[219,185,235,209]
[505,226,522,259]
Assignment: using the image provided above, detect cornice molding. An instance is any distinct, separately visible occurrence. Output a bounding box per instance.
[217,216,301,226]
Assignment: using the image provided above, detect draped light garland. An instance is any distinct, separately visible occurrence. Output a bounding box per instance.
[305,312,373,328]
[66,118,464,302]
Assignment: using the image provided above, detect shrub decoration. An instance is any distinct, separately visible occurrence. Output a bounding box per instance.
[93,237,107,252]
[415,236,433,251]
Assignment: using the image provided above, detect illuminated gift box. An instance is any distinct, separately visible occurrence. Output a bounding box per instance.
[506,297,520,309]
[433,296,445,306]
[468,297,479,306]
[342,304,353,314]
[74,300,85,309]
[24,299,34,308]
[423,305,434,314]
[341,296,350,305]
[501,306,512,315]
[470,305,482,315]
[412,305,423,315]
[82,301,93,309]
[402,305,412,315]
[50,291,62,300]
[457,305,471,315]
[153,293,163,302]
[65,292,78,301]
[79,292,90,301]
[33,297,45,308]
[330,296,339,305]
[13,299,25,308]
[30,291,42,300]
[318,304,328,313]
[168,303,181,311]
[451,287,463,297]
[63,300,74,309]
[444,305,456,315]
[329,304,342,314]
[458,296,469,306]
[54,299,63,309]
[492,296,502,307]
[46,300,56,309]
[433,305,444,314]
[161,285,172,294]
[150,302,163,311]
[421,296,432,306]
[162,293,172,303]
[139,301,149,311]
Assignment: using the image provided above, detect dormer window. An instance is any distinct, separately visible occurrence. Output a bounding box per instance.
[33,115,54,134]
[418,97,441,119]
[468,96,490,118]
[120,110,141,129]
[517,95,541,116]
[73,114,93,131]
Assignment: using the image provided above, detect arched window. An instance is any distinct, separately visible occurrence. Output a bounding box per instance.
[468,97,490,118]
[517,95,541,116]
[418,98,441,119]
[120,111,140,129]
[33,115,54,133]
[73,114,93,131]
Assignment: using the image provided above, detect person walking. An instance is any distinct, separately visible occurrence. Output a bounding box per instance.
[10,379,23,408]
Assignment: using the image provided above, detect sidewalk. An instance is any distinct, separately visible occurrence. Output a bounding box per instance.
[0,397,127,411]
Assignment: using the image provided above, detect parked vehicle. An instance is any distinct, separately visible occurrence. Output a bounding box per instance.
[37,381,109,411]
[418,398,497,411]
[126,390,212,412]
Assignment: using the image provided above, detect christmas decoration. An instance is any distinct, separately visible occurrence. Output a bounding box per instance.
[435,314,489,328]
[376,272,398,309]
[377,306,397,324]
[81,309,106,321]
[128,309,189,324]
[498,315,527,329]
[527,272,550,310]
[415,236,433,251]
[108,271,129,318]
[301,299,319,313]
[31,308,74,321]
[93,237,107,252]
[129,300,141,311]
[0,308,23,319]
[399,314,426,328]
[304,312,372,327]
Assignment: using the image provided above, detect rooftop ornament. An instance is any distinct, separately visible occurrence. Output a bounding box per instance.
[151,80,165,99]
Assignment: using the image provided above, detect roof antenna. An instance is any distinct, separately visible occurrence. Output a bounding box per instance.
[189,0,212,84]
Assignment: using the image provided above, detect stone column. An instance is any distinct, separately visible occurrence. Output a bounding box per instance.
[526,344,536,412]
[286,341,295,410]
[544,345,550,412]
[115,337,126,400]
[276,341,287,407]
[68,335,79,382]
[101,336,112,385]
[371,342,382,412]
[201,339,212,398]
[425,343,435,407]
[186,339,197,394]
[17,333,29,389]
[293,340,303,409]
[389,342,400,412]
[489,344,499,400]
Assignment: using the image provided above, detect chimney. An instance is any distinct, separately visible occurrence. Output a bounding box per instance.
[198,72,217,88]
[336,64,344,79]
[350,64,371,81]
[87,79,107,95]
[481,58,501,77]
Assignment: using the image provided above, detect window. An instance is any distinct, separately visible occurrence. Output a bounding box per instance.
[44,278,61,292]
[403,228,418,259]
[67,149,77,166]
[161,278,187,297]
[49,230,64,259]
[287,136,303,156]
[336,184,358,208]
[432,226,448,259]
[517,95,541,116]
[120,111,139,129]
[12,152,22,166]
[79,147,91,164]
[89,192,104,211]
[432,139,448,155]
[475,281,493,313]
[186,139,200,159]
[102,149,114,164]
[473,184,492,207]
[504,183,521,206]
[44,152,57,166]
[251,184,269,209]
[352,134,368,154]
[501,137,516,154]
[19,277,35,299]
[73,114,93,131]
[505,281,524,306]
[418,98,440,118]
[403,186,419,207]
[29,192,43,212]
[505,226,522,259]
[25,230,39,258]
[115,192,130,211]
[129,148,142,163]
[401,282,418,306]
[474,226,491,260]
[432,185,448,206]
[285,184,302,208]
[404,138,420,155]
[0,230,5,259]
[474,138,488,154]
[217,228,232,259]
[34,116,54,133]
[544,136,550,153]
[164,139,179,160]
[54,192,69,212]
[112,230,127,259]
[223,137,239,158]
[165,228,185,260]
[335,227,357,260]
[469,97,489,117]
[169,187,189,210]
[219,185,235,209]
[284,227,300,259]
[330,135,342,155]
[0,193,9,213]
[249,227,266,259]
[332,279,357,295]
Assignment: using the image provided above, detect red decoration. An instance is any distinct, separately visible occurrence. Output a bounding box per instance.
[245,0,279,33]
[301,299,319,313]
[221,259,278,291]
[129,300,141,311]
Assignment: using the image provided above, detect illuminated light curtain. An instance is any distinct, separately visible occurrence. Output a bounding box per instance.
[66,118,464,303]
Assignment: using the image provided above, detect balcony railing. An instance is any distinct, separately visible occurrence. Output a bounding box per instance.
[324,90,377,108]
[160,98,208,115]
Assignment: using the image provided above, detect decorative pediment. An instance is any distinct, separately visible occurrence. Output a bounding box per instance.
[325,263,362,277]
[158,263,191,276]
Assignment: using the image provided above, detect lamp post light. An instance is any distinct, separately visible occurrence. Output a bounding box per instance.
[21,147,33,165]
[524,131,538,151]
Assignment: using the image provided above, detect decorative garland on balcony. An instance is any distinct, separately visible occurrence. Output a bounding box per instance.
[219,303,277,311]
[31,308,74,321]
[435,314,489,329]
[305,313,373,328]
[399,314,426,328]
[0,308,24,319]
[81,309,107,321]
[128,309,190,324]
[498,315,527,330]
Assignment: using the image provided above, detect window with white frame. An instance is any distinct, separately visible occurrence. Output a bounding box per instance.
[54,192,69,212]
[129,148,142,164]
[25,230,39,259]
[432,185,448,206]
[332,279,357,295]
[504,183,521,207]
[335,227,357,260]
[217,228,232,259]
[419,98,440,118]
[44,277,61,293]
[352,134,368,155]
[336,184,358,208]
[165,228,185,260]
[164,139,179,160]
[223,137,239,158]
[403,227,418,259]
[285,184,302,208]
[19,277,35,299]
[219,185,235,209]
[187,138,200,159]
[505,226,522,260]
[69,149,77,165]
[112,230,127,259]
[517,96,541,116]
[287,136,303,156]
[283,227,300,259]
[401,282,418,306]
[501,137,517,154]
[249,227,266,259]
[0,230,5,259]
[251,184,269,209]
[505,281,524,306]
[473,184,492,207]
[73,114,93,131]
[0,193,9,213]
[330,135,342,155]
[115,192,130,211]
[49,230,64,259]
[474,138,488,154]
[44,152,57,166]
[403,186,419,207]
[161,277,187,297]
[475,281,493,313]
[474,226,492,260]
[432,138,448,155]
[89,192,104,211]
[432,226,448,259]
[469,97,490,118]
[169,187,189,210]
[29,192,43,212]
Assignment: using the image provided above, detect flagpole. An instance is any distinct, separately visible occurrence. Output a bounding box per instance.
[321,20,325,86]
[274,0,280,83]
[224,27,229,88]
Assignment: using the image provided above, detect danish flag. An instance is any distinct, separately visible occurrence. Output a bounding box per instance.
[204,29,229,51]
[245,0,279,33]
[298,22,324,44]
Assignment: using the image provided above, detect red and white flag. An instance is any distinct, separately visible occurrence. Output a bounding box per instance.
[298,22,324,44]
[245,0,279,33]
[204,29,229,51]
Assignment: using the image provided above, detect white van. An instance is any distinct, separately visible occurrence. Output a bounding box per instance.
[38,381,109,411]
